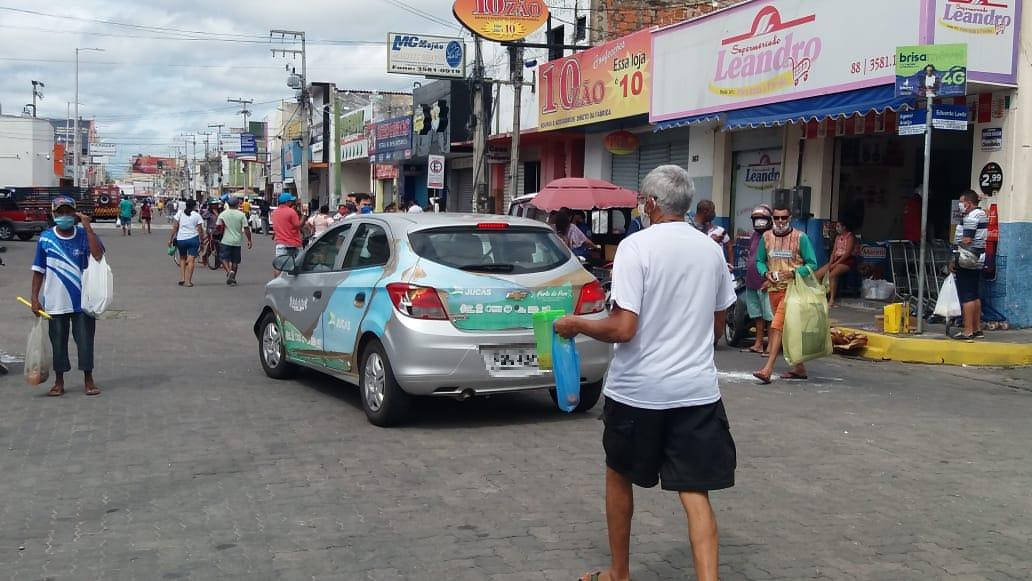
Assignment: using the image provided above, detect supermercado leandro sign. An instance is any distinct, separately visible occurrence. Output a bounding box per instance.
[651,0,922,122]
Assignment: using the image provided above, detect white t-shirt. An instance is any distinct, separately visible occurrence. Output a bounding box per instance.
[407,205,424,213]
[174,210,204,241]
[604,222,737,410]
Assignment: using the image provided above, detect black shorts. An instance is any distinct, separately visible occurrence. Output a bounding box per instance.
[954,267,981,304]
[603,397,736,492]
[220,244,242,264]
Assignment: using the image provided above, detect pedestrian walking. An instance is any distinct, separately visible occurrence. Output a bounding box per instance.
[951,190,988,340]
[118,195,134,236]
[216,196,252,286]
[29,196,105,397]
[258,198,271,235]
[752,205,819,384]
[169,199,204,287]
[743,205,774,355]
[271,193,303,275]
[554,165,737,581]
[140,201,152,234]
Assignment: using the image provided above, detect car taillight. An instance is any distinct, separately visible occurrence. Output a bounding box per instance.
[575,280,606,315]
[386,283,449,320]
[476,222,509,230]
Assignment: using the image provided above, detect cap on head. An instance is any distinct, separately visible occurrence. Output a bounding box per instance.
[278,193,296,204]
[51,195,76,212]
[227,196,240,207]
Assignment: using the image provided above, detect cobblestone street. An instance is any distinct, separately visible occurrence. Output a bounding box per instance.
[1,232,1030,580]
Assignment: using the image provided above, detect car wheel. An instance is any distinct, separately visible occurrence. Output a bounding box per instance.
[360,340,410,427]
[0,222,14,241]
[16,232,35,241]
[549,380,604,413]
[724,293,749,348]
[258,312,296,379]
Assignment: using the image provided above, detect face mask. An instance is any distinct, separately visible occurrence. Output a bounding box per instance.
[360,206,372,214]
[773,219,791,236]
[958,201,967,212]
[752,218,770,232]
[835,224,845,235]
[637,203,651,228]
[54,216,75,230]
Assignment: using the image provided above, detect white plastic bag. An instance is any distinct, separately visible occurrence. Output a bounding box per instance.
[81,255,114,316]
[24,317,52,386]
[933,274,962,319]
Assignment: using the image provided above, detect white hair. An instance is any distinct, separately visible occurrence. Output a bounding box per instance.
[640,165,695,217]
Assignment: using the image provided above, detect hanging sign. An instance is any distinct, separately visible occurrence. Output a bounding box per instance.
[387,33,465,78]
[897,111,926,135]
[452,0,549,42]
[931,0,1019,85]
[894,43,967,98]
[981,127,1002,151]
[603,130,640,155]
[979,162,1003,196]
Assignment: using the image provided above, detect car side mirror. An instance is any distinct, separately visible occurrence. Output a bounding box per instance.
[273,254,297,274]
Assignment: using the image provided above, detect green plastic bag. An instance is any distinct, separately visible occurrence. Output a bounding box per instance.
[782,270,833,366]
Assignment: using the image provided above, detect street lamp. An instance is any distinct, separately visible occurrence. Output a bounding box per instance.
[74,47,104,188]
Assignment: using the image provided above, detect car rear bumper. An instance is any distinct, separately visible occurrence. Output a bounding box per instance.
[382,313,612,397]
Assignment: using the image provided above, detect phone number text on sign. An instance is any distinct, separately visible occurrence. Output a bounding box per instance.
[849,54,897,77]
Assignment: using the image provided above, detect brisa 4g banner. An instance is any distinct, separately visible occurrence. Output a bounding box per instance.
[895,43,967,98]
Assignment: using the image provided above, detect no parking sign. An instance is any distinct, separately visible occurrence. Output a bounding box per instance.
[427,155,445,190]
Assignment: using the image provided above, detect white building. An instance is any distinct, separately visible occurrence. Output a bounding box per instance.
[0,116,59,187]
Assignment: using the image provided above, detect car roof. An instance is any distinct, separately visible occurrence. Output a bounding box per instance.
[350,212,553,236]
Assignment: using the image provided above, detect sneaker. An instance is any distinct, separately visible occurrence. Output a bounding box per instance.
[973,330,985,339]
[952,332,975,341]
[228,271,237,285]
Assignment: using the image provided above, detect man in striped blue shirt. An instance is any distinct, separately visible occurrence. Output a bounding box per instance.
[30,196,105,396]
[951,190,988,340]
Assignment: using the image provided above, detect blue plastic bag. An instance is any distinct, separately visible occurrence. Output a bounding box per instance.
[551,329,581,412]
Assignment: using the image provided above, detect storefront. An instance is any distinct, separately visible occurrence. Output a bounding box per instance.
[368,115,412,209]
[650,0,1026,323]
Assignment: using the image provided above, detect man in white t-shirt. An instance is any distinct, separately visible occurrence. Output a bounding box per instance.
[555,165,737,581]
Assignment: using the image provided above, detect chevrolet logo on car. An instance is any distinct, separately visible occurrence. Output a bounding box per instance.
[506,290,530,301]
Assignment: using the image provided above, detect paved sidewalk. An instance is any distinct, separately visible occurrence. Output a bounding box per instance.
[0,233,1030,580]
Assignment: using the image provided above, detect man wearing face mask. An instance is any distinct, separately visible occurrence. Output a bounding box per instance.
[624,195,651,237]
[742,205,774,355]
[951,190,988,340]
[752,206,818,384]
[30,196,105,397]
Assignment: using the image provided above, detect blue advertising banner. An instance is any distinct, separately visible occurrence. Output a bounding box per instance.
[240,133,257,154]
[895,44,967,98]
[931,104,968,131]
[369,116,412,163]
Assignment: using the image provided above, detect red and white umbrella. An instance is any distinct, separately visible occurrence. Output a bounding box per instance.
[529,177,637,212]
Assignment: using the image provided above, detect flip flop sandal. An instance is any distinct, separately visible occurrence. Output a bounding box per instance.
[47,386,65,397]
[780,371,808,380]
[741,347,764,354]
[85,386,101,396]
[752,371,772,385]
[178,281,185,286]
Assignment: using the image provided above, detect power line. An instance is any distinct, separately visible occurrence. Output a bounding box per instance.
[0,55,382,70]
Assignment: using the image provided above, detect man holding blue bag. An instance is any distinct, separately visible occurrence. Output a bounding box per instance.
[555,165,737,581]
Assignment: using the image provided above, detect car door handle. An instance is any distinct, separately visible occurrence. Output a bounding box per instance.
[313,290,322,299]
[354,292,366,306]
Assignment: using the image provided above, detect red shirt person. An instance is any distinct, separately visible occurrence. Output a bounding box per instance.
[271,194,303,273]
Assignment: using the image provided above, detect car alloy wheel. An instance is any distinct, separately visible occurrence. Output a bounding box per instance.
[363,351,386,412]
[263,321,282,368]
[0,223,14,241]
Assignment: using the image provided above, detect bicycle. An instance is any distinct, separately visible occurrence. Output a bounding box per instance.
[200,235,222,271]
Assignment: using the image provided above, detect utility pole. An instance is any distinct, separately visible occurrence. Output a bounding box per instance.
[74,47,104,188]
[199,131,212,198]
[181,133,196,196]
[227,97,254,191]
[507,45,524,210]
[270,30,308,204]
[30,80,44,118]
[471,36,487,213]
[208,123,225,197]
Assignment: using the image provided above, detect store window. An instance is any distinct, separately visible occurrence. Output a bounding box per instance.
[575,16,587,41]
[523,161,540,195]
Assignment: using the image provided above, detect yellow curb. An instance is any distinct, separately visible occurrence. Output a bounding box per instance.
[839,327,1032,367]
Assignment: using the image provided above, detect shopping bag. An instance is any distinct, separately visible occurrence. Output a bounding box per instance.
[933,274,962,319]
[551,329,581,413]
[81,255,114,317]
[24,317,52,386]
[782,271,833,366]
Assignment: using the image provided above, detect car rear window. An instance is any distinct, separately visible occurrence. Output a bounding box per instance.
[409,226,570,274]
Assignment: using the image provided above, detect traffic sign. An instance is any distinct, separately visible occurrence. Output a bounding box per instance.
[427,154,445,190]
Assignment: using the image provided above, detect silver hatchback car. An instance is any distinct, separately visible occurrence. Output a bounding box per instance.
[254,213,613,426]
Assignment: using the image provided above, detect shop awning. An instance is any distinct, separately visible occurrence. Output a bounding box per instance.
[653,113,723,132]
[654,85,914,132]
[724,85,914,130]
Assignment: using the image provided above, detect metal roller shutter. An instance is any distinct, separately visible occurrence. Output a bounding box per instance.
[453,169,474,213]
[637,142,669,188]
[669,141,691,172]
[610,151,639,191]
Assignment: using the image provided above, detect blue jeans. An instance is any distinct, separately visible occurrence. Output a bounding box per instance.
[49,312,96,373]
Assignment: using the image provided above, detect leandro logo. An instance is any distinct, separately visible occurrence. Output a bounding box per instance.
[941,0,1013,35]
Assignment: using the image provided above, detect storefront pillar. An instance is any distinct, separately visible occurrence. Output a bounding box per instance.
[711,129,732,229]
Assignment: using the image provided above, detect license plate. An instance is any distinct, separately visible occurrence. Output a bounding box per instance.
[481,346,540,373]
